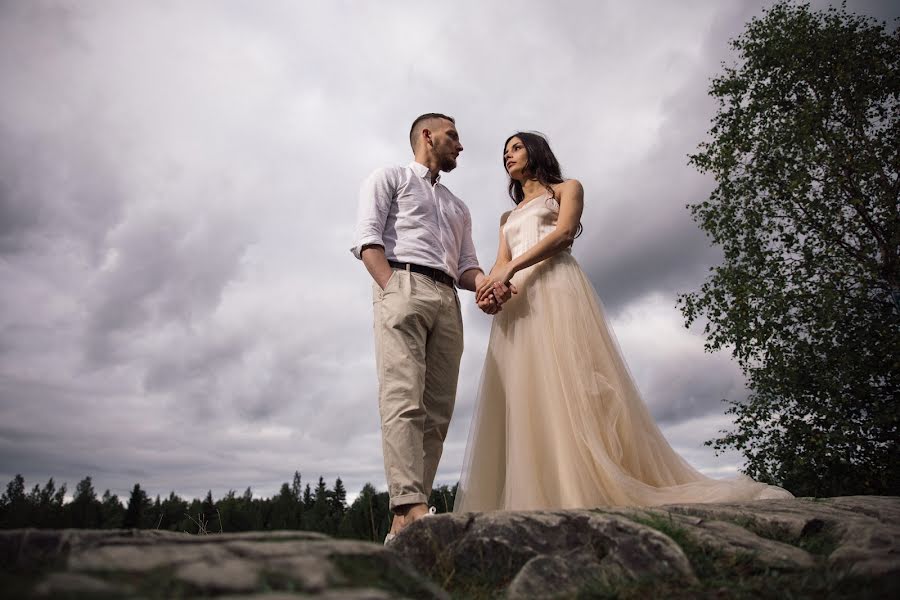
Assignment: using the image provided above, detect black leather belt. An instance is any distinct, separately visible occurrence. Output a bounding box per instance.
[388,260,454,287]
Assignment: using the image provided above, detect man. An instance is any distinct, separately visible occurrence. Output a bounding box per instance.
[351,113,512,542]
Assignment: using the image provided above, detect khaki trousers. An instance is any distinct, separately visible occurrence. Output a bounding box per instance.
[373,267,463,510]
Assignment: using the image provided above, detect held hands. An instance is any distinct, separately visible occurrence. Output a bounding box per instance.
[476,290,502,315]
[475,270,518,315]
[476,265,516,303]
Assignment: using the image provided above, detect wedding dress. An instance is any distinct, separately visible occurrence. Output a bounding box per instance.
[453,193,792,512]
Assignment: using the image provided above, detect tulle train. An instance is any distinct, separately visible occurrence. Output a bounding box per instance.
[454,251,791,512]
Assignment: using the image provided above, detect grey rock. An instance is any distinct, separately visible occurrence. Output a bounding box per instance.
[390,496,900,597]
[264,555,341,592]
[216,591,399,600]
[69,541,235,572]
[505,552,606,599]
[828,517,899,578]
[659,498,837,540]
[655,512,817,570]
[174,557,261,592]
[816,496,900,577]
[819,495,900,526]
[310,591,402,600]
[33,572,131,596]
[216,595,309,600]
[390,509,697,597]
[225,540,319,559]
[1,529,446,599]
[643,496,900,578]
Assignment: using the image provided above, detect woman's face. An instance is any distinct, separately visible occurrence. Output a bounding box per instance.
[504,137,528,180]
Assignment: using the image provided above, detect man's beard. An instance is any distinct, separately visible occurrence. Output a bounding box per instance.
[438,153,457,172]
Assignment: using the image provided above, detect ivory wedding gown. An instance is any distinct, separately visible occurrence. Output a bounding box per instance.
[453,193,792,512]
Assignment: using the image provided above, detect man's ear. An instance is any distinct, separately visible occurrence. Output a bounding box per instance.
[422,129,433,147]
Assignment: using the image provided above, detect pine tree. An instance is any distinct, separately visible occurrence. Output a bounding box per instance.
[2,474,26,506]
[338,482,383,541]
[0,474,28,528]
[122,484,150,529]
[198,490,219,533]
[38,478,56,507]
[332,478,347,515]
[69,476,100,528]
[27,483,41,507]
[100,490,124,529]
[52,482,67,509]
[35,478,63,528]
[269,483,298,530]
[306,477,329,533]
[302,483,313,510]
[291,471,302,502]
[158,491,187,531]
[202,490,215,518]
[147,495,162,529]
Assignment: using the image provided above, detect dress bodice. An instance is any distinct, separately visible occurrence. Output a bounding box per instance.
[502,193,570,259]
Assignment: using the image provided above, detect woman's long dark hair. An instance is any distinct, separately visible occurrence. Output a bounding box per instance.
[504,131,582,237]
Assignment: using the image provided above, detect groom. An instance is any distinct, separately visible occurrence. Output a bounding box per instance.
[351,113,511,540]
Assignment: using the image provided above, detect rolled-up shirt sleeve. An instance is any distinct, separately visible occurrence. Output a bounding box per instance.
[456,208,481,280]
[350,168,395,260]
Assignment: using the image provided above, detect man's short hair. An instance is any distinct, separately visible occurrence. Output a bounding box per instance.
[409,113,455,151]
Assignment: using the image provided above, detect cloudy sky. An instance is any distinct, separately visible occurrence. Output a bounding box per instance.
[1,0,896,503]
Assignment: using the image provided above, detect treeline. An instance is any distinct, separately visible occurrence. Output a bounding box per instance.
[0,473,458,542]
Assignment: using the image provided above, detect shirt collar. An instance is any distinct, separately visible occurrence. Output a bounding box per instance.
[409,161,440,184]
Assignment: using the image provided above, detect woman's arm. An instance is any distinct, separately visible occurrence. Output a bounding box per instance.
[490,211,514,274]
[476,180,584,301]
[481,211,518,310]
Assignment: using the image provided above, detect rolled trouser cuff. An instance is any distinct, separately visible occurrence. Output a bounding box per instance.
[390,492,429,511]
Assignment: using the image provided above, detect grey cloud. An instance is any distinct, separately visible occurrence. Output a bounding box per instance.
[573,5,756,317]
[85,210,255,365]
[641,351,748,426]
[0,175,40,252]
[0,125,125,259]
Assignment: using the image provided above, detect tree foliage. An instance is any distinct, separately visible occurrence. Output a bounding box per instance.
[680,1,899,496]
[70,477,100,528]
[0,473,457,542]
[123,483,152,528]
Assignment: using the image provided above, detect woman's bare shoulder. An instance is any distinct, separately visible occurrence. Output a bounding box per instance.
[552,179,583,196]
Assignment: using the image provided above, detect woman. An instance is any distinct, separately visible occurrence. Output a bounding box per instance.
[453,132,791,512]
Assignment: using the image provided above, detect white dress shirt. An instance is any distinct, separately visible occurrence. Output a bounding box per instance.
[351,161,481,282]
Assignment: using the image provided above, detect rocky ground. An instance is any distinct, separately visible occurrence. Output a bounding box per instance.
[1,496,897,598]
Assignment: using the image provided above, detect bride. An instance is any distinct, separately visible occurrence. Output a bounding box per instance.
[453,132,792,512]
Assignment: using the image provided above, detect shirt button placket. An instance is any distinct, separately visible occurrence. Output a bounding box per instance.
[433,184,450,275]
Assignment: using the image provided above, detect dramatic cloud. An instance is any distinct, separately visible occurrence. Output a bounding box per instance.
[1,0,896,502]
